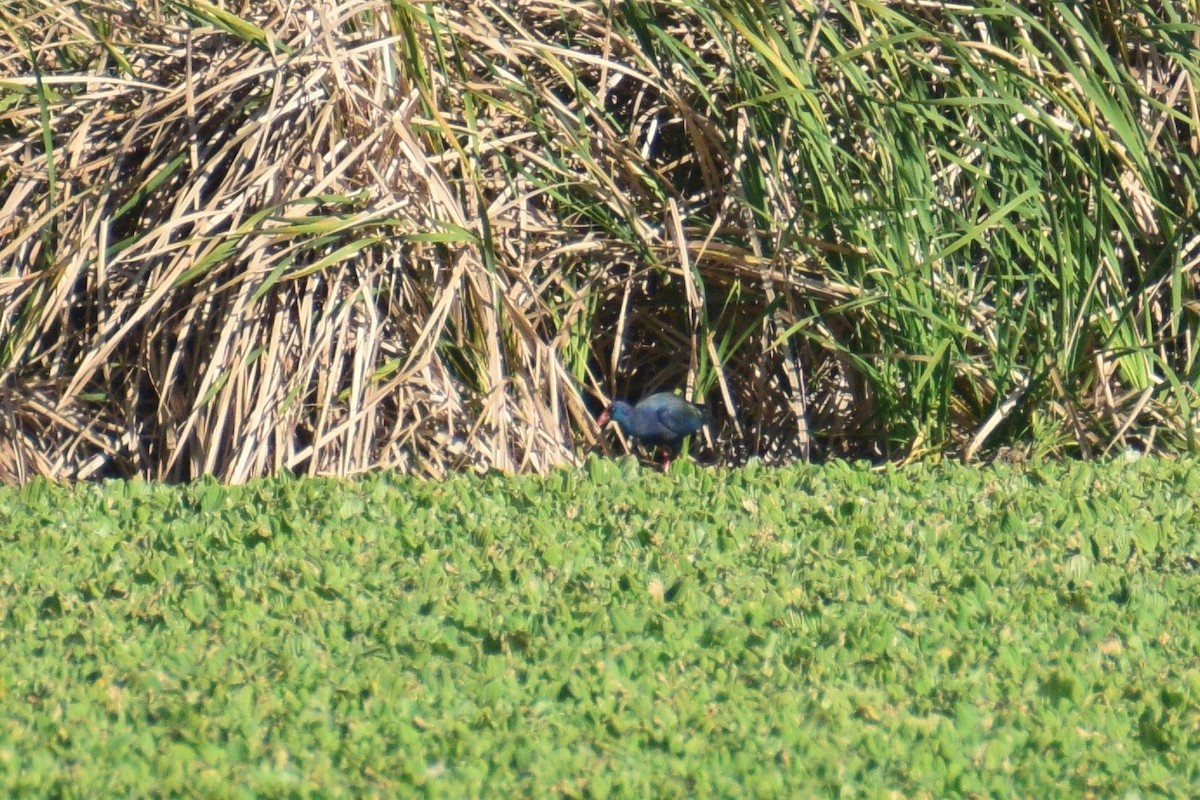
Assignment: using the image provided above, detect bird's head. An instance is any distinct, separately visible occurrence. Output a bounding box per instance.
[597,400,631,429]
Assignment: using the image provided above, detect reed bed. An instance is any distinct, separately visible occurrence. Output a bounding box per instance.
[1,0,1197,481]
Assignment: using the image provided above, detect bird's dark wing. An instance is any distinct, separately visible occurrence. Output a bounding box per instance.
[654,399,706,438]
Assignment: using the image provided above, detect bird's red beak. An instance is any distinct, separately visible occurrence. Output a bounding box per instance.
[597,407,612,427]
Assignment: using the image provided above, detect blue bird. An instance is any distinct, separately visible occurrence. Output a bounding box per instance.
[597,392,708,469]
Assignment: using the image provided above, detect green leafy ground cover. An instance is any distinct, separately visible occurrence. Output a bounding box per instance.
[1,458,1199,797]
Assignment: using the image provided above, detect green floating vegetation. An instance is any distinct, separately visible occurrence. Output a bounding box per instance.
[1,458,1199,796]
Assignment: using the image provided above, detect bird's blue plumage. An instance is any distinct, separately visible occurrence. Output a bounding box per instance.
[604,392,706,449]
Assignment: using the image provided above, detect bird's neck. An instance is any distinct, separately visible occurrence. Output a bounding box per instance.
[611,401,634,424]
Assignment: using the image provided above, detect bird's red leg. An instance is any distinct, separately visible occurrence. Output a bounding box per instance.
[659,447,671,471]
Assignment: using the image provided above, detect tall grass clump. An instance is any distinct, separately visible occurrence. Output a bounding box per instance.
[0,1,1197,481]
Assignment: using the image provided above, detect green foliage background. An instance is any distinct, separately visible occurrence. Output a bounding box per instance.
[2,458,1198,795]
